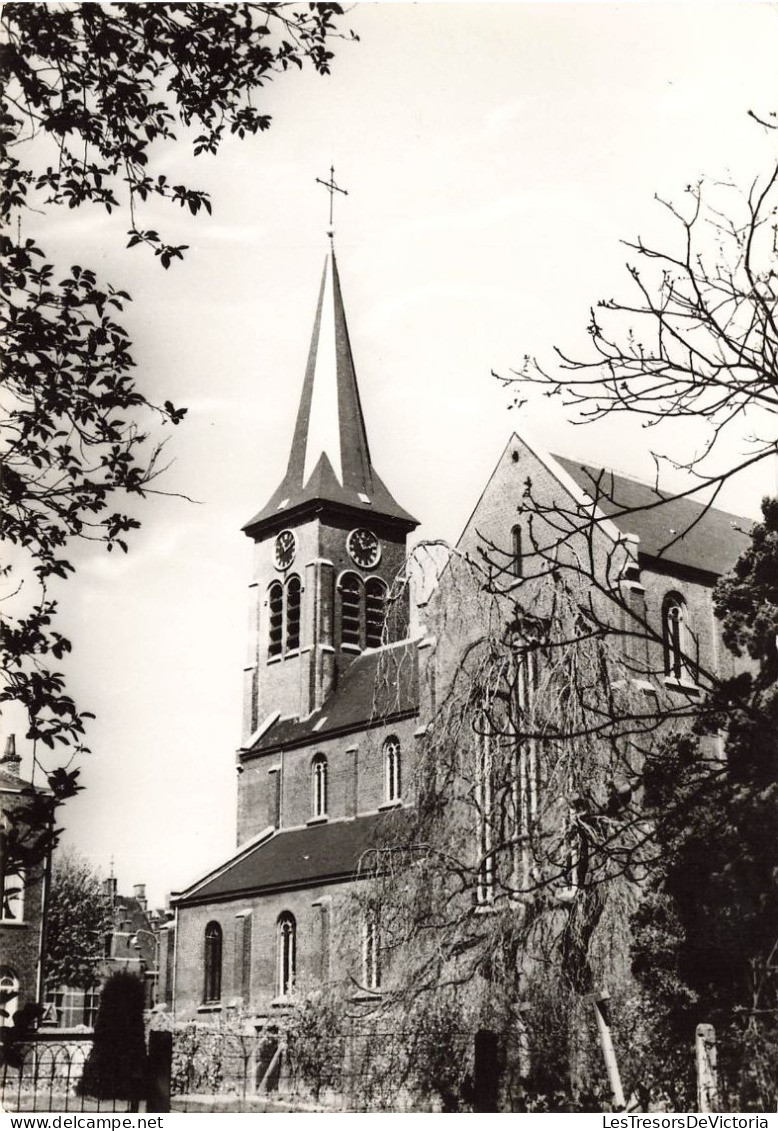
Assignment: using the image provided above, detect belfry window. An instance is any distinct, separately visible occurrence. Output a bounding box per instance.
[203,922,223,1003]
[365,579,387,648]
[285,575,301,651]
[663,593,690,680]
[268,582,283,658]
[277,913,296,998]
[312,754,328,819]
[268,576,302,659]
[384,736,401,804]
[339,573,363,648]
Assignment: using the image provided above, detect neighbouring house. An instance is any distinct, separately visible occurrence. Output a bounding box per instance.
[0,736,49,1030]
[163,243,750,1038]
[43,879,159,1029]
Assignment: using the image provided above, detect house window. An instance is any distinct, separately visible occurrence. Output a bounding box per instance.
[511,525,523,578]
[475,716,494,906]
[339,573,363,648]
[285,575,301,652]
[44,987,64,1027]
[268,582,284,658]
[365,579,387,648]
[1,868,24,922]
[363,913,381,991]
[384,736,401,803]
[662,592,691,680]
[277,913,296,998]
[83,986,100,1028]
[203,922,223,1003]
[0,968,20,1027]
[312,755,328,819]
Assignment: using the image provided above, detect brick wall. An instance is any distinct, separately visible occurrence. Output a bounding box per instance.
[237,716,419,843]
[174,876,365,1019]
[1,783,47,1022]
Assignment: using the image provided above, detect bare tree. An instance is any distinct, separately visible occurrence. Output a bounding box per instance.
[505,113,777,518]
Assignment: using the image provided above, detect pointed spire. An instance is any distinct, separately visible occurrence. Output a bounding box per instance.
[244,250,417,537]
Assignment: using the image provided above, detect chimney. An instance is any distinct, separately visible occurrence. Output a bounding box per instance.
[1,735,21,778]
[133,883,147,910]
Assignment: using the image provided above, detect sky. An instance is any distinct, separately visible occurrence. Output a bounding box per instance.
[7,2,778,908]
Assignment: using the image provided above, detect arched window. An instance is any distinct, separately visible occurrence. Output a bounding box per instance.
[363,912,381,991]
[203,922,222,1003]
[663,593,688,679]
[339,573,363,648]
[268,582,283,658]
[384,736,401,803]
[285,575,301,652]
[312,754,328,819]
[365,579,387,648]
[475,714,494,906]
[511,525,523,578]
[1,868,24,922]
[277,913,296,998]
[0,968,20,1027]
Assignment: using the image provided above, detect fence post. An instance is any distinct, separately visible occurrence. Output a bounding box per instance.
[587,991,626,1111]
[473,1029,500,1113]
[695,1023,718,1113]
[146,1030,172,1113]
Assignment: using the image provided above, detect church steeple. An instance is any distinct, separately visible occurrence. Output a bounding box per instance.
[241,244,417,740]
[243,250,417,539]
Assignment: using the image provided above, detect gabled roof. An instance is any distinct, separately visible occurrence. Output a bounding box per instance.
[175,812,393,906]
[244,639,419,755]
[553,456,752,577]
[244,251,418,536]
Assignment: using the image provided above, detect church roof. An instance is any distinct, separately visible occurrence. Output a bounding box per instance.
[244,251,418,536]
[175,812,394,905]
[553,456,752,577]
[244,639,419,755]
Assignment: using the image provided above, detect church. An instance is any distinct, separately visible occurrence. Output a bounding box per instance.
[161,239,750,1029]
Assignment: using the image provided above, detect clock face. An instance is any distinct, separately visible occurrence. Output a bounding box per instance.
[347,528,381,569]
[274,530,297,570]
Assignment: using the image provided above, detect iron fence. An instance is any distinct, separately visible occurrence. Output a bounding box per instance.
[1,1036,141,1113]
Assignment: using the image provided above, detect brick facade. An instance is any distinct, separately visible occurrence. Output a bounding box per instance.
[1,766,48,1027]
[171,254,749,1027]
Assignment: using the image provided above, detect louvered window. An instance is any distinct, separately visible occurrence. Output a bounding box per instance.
[365,579,387,648]
[268,582,283,658]
[285,575,301,651]
[340,573,362,648]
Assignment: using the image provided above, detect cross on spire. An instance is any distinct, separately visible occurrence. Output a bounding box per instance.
[316,165,348,238]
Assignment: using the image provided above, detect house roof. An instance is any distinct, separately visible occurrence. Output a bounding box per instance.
[0,768,34,791]
[553,456,752,577]
[244,251,418,536]
[176,812,394,905]
[245,639,419,755]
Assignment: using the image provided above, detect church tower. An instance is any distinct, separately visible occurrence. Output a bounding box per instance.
[241,249,418,746]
